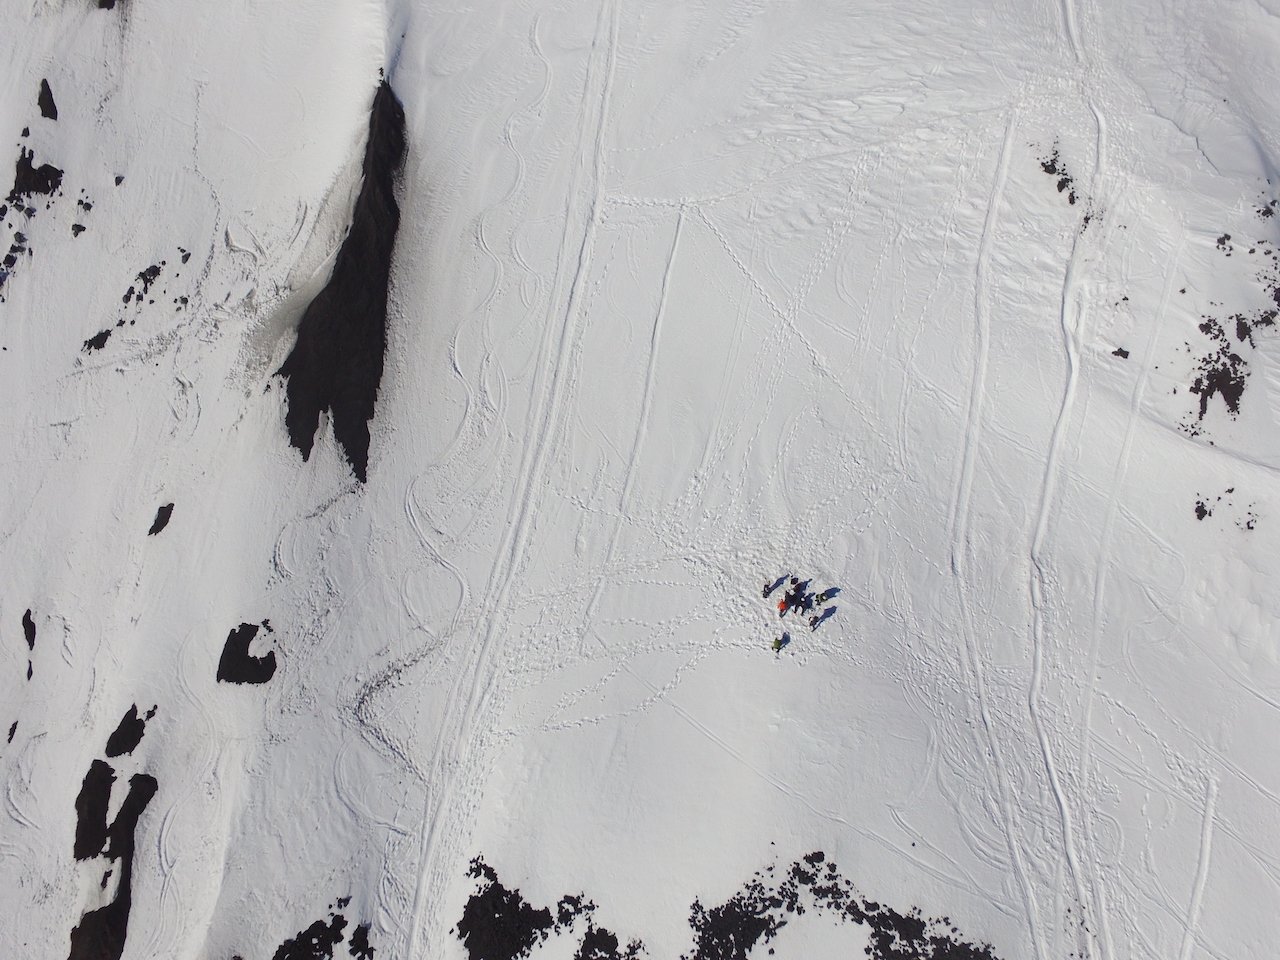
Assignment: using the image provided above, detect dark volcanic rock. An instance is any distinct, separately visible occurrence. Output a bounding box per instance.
[347,924,375,959]
[146,503,173,536]
[73,760,115,860]
[38,79,57,120]
[8,147,62,202]
[273,915,347,960]
[104,705,154,757]
[458,854,995,960]
[458,858,627,960]
[277,80,405,483]
[458,859,558,960]
[217,622,277,684]
[23,608,35,649]
[66,773,158,960]
[83,329,112,352]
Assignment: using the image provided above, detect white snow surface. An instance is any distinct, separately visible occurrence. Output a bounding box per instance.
[3,1,1280,959]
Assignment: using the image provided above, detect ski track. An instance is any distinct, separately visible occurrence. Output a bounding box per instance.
[947,112,1049,960]
[403,2,620,956]
[1074,227,1184,960]
[949,111,1015,577]
[1178,777,1218,960]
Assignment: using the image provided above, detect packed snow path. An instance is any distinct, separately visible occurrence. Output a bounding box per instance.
[3,2,1280,959]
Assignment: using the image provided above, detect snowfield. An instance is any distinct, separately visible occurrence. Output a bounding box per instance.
[3,1,1280,958]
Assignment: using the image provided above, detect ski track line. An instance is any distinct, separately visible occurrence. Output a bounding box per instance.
[956,586,1047,960]
[949,111,1014,576]
[621,207,683,509]
[1061,0,1083,63]
[946,112,1048,960]
[1179,777,1219,960]
[1027,101,1109,960]
[574,207,683,650]
[1074,227,1184,959]
[404,3,620,956]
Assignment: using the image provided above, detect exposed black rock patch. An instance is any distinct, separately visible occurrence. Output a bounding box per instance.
[457,858,603,960]
[266,904,374,960]
[273,915,347,960]
[575,925,640,960]
[1193,488,1256,529]
[104,704,154,757]
[458,855,996,960]
[122,263,163,305]
[277,80,406,483]
[1112,347,1129,358]
[97,0,119,8]
[217,622,277,684]
[73,759,115,860]
[39,79,58,120]
[72,223,85,236]
[9,146,62,202]
[23,608,35,649]
[683,852,996,960]
[458,858,556,960]
[83,329,112,352]
[1188,317,1247,421]
[1177,233,1280,435]
[348,924,375,959]
[7,720,16,742]
[66,772,157,960]
[1038,144,1077,205]
[1,145,63,297]
[147,503,173,536]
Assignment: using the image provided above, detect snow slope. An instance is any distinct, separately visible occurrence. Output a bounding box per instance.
[4,1,1280,958]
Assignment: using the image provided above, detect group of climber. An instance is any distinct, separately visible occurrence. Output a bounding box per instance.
[763,574,839,650]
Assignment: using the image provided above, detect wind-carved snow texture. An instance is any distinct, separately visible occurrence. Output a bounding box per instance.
[216,622,277,684]
[457,855,993,960]
[277,81,405,483]
[67,719,158,960]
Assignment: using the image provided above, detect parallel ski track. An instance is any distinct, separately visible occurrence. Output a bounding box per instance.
[402,3,620,957]
[948,110,1049,960]
[1027,99,1109,960]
